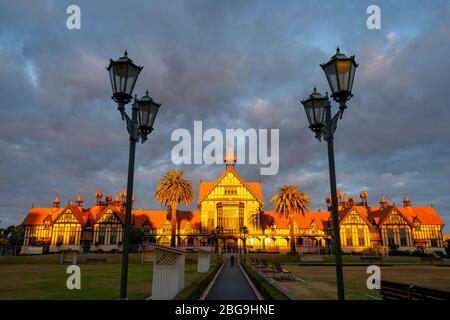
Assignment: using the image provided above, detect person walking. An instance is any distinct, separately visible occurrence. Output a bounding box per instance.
[230,255,235,267]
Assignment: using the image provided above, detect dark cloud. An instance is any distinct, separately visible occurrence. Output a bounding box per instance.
[0,0,449,232]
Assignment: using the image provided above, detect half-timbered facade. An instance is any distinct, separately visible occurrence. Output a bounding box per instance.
[20,162,445,255]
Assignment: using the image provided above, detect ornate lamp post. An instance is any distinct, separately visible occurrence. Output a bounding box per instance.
[215,226,224,254]
[107,51,161,300]
[239,226,249,253]
[301,47,358,301]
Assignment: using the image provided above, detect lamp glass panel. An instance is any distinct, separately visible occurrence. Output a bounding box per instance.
[138,104,150,128]
[113,63,129,94]
[125,65,140,96]
[324,62,338,94]
[336,60,351,92]
[148,102,160,128]
[303,101,314,126]
[108,67,115,94]
[348,62,356,93]
[313,100,325,125]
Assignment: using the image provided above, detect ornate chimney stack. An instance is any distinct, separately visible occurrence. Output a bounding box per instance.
[120,190,127,204]
[360,191,368,207]
[403,194,411,207]
[114,193,121,207]
[52,196,60,208]
[337,191,343,206]
[326,195,332,211]
[105,193,112,204]
[379,194,387,209]
[342,194,348,207]
[95,190,103,206]
[76,194,83,208]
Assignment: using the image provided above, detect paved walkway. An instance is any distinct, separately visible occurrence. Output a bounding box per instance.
[206,256,258,300]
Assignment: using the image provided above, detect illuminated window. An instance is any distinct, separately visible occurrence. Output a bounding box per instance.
[387,229,395,246]
[224,187,237,195]
[184,222,192,234]
[163,221,171,234]
[345,229,353,246]
[208,210,214,228]
[98,226,106,245]
[358,229,365,246]
[110,227,117,244]
[399,228,408,246]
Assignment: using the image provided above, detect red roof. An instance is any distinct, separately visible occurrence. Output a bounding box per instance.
[262,211,332,230]
[398,207,444,225]
[21,208,62,225]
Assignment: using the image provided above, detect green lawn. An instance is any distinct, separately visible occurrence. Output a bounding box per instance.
[0,253,218,300]
[244,253,450,266]
[273,265,450,300]
[244,253,450,300]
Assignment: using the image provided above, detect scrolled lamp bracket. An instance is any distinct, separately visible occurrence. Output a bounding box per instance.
[119,106,141,143]
[315,99,344,142]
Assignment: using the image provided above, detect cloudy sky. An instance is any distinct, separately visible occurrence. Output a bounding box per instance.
[0,0,449,232]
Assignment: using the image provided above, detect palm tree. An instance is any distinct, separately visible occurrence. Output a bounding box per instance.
[155,170,194,247]
[271,185,311,254]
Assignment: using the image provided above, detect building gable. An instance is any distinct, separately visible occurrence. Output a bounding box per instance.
[96,208,123,225]
[341,209,371,226]
[199,167,262,204]
[380,208,410,226]
[54,208,83,225]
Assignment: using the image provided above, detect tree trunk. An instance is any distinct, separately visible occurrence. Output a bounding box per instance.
[170,204,177,247]
[289,215,296,254]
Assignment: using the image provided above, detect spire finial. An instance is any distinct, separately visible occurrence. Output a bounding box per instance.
[224,146,236,166]
[146,89,149,96]
[124,50,128,57]
[336,46,340,53]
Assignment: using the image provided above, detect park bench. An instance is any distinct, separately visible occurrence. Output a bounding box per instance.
[380,280,450,300]
[250,257,259,267]
[300,256,324,263]
[259,259,273,273]
[273,261,293,281]
[360,256,383,264]
[420,256,443,265]
[85,257,107,264]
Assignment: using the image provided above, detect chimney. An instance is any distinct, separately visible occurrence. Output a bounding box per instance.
[337,191,343,206]
[342,194,348,207]
[52,196,60,208]
[403,194,411,207]
[76,194,83,208]
[326,195,332,211]
[95,190,103,206]
[379,194,387,209]
[360,191,368,207]
[105,193,112,204]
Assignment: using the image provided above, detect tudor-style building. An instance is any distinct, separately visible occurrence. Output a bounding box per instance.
[20,159,446,255]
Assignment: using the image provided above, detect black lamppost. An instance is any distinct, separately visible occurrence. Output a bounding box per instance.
[239,226,248,253]
[301,47,358,301]
[107,51,161,300]
[215,226,223,254]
